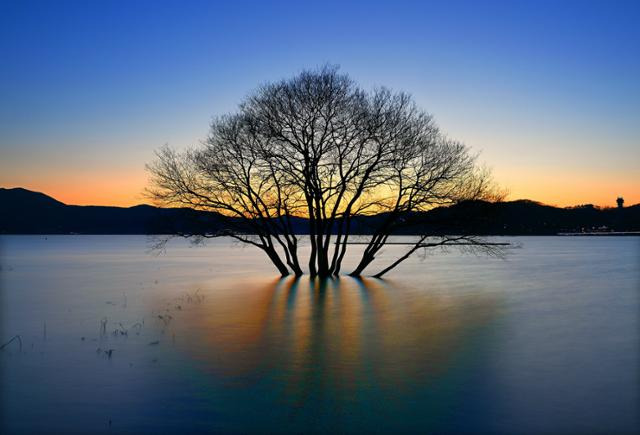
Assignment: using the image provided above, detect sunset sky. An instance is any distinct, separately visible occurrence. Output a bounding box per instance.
[1,0,638,208]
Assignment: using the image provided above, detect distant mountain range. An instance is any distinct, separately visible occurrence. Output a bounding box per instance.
[1,187,638,235]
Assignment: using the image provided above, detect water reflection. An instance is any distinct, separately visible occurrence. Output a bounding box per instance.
[174,275,500,425]
[3,236,638,433]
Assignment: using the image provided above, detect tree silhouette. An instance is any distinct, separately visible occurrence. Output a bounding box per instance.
[147,66,501,277]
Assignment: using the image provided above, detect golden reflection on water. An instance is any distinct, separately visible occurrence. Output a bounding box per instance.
[172,276,499,398]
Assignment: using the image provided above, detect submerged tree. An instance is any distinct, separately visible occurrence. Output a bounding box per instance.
[147,66,502,278]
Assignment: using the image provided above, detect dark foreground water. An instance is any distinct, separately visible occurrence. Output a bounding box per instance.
[1,236,638,434]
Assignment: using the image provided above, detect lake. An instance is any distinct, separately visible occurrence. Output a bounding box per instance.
[1,235,638,433]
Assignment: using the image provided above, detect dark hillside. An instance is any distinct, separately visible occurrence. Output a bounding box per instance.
[1,188,638,235]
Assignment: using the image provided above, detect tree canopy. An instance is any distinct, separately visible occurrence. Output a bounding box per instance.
[147,66,501,277]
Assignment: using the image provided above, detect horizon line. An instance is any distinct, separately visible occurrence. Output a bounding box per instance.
[2,186,635,211]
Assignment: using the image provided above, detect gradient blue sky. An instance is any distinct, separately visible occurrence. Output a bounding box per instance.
[1,0,638,206]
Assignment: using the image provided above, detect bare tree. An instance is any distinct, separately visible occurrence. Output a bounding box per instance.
[147,66,502,277]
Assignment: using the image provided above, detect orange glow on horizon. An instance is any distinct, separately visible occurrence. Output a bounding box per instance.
[1,167,638,209]
[1,171,150,207]
[493,167,640,208]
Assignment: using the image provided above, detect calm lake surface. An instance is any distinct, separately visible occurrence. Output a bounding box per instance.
[1,235,638,434]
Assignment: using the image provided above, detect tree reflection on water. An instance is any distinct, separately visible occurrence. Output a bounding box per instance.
[171,275,500,430]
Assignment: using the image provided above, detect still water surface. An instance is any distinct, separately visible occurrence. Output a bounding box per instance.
[1,236,638,433]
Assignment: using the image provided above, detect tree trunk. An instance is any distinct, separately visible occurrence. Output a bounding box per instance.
[308,235,317,277]
[372,236,429,278]
[349,252,375,277]
[287,242,304,276]
[332,214,353,276]
[264,246,290,277]
[316,233,329,277]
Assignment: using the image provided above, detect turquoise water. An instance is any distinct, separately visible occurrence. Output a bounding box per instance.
[1,236,638,433]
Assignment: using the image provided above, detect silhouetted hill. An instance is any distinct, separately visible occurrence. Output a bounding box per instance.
[1,188,638,235]
[2,187,65,209]
[397,200,640,235]
[0,188,226,234]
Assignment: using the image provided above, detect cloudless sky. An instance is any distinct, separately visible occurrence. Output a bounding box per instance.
[1,0,638,207]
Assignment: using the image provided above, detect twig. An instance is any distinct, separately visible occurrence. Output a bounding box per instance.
[0,335,23,351]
